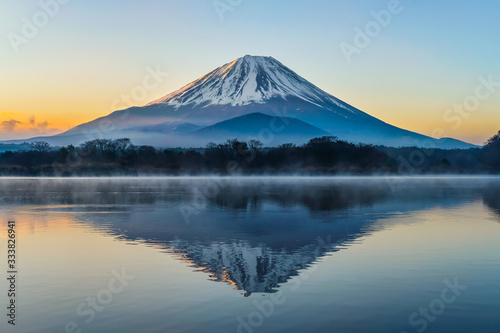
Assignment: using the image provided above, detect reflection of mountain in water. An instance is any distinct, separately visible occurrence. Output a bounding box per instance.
[1,177,500,296]
[96,182,391,296]
[168,240,328,296]
[206,180,388,212]
[483,186,500,218]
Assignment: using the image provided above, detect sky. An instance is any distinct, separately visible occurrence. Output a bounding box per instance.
[0,0,499,144]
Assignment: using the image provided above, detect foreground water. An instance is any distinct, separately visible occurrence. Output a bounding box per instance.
[0,177,499,333]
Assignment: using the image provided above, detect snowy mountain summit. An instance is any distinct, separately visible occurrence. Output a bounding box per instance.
[148,55,352,111]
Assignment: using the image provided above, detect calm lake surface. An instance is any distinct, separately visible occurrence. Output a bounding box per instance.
[0,177,499,333]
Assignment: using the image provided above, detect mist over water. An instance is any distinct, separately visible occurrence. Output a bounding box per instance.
[0,176,499,333]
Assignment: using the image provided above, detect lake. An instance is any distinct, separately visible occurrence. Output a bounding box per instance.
[0,177,499,333]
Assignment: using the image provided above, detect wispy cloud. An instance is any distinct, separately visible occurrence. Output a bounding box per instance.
[0,119,22,132]
[0,115,63,140]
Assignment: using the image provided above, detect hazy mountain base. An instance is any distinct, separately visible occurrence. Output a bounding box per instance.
[2,109,477,150]
[0,133,498,176]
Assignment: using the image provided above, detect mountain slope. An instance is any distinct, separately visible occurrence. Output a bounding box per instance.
[5,55,477,148]
[148,55,368,114]
[190,112,329,144]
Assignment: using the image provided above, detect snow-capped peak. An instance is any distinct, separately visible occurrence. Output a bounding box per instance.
[147,55,349,110]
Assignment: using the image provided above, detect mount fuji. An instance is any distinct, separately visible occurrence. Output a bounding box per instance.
[10,55,476,148]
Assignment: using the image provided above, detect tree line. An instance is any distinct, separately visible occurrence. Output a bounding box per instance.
[0,131,499,176]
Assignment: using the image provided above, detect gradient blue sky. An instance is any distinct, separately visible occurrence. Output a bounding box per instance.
[1,0,499,143]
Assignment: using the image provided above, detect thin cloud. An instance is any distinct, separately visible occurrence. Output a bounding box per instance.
[29,116,59,134]
[0,119,22,132]
[0,115,64,140]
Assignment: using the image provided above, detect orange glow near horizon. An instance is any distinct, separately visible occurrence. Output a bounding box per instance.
[1,93,497,145]
[1,2,499,146]
[1,60,497,145]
